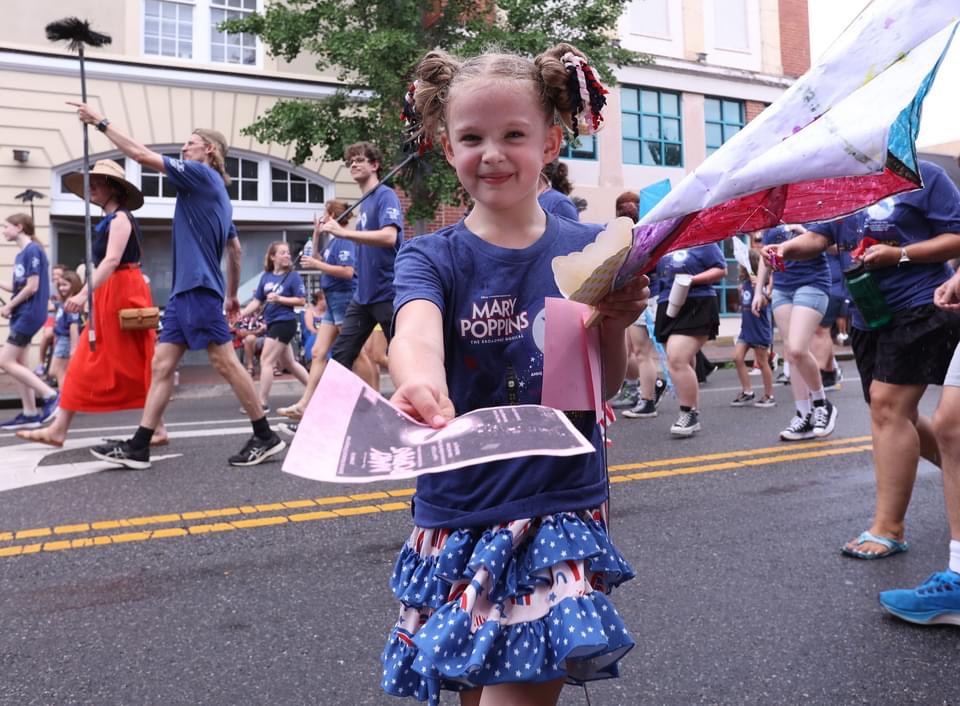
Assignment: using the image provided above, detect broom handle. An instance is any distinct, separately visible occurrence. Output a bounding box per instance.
[78,45,96,350]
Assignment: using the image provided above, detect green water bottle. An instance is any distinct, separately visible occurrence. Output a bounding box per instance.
[843,261,892,329]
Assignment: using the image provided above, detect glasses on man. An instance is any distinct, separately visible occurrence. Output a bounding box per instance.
[347,157,369,166]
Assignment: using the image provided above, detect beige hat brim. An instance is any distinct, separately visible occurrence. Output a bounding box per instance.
[63,170,145,212]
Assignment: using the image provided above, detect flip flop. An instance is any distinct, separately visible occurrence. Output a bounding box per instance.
[841,530,909,559]
[15,428,64,447]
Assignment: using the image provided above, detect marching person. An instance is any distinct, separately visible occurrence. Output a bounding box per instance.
[68,102,284,468]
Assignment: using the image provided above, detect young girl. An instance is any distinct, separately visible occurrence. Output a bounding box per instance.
[731,249,774,407]
[0,213,60,430]
[48,269,83,389]
[237,241,309,412]
[382,44,648,705]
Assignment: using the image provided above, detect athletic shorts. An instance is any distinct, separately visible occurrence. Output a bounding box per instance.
[771,286,829,316]
[265,318,298,344]
[850,304,960,402]
[321,288,353,327]
[6,330,33,347]
[158,288,232,351]
[654,296,719,344]
[819,295,845,328]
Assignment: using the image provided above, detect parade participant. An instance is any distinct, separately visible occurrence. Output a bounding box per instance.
[776,160,960,559]
[653,243,726,436]
[278,199,359,421]
[301,289,326,363]
[811,246,846,389]
[47,269,83,389]
[732,249,775,407]
[0,213,59,430]
[67,103,284,468]
[236,241,308,412]
[34,263,66,379]
[380,44,645,704]
[537,159,579,220]
[879,267,960,625]
[322,142,404,379]
[755,224,837,440]
[17,160,169,447]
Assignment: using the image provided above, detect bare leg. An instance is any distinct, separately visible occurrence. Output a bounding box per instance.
[280,343,309,385]
[934,386,960,541]
[257,337,284,406]
[50,356,68,389]
[17,408,76,446]
[473,678,565,706]
[772,303,823,404]
[755,345,774,398]
[0,343,57,408]
[353,349,379,390]
[139,343,187,430]
[207,341,267,420]
[732,341,751,393]
[292,324,339,410]
[242,334,257,374]
[665,334,706,409]
[811,325,835,371]
[633,327,658,401]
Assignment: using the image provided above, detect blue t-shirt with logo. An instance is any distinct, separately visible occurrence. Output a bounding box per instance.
[655,244,726,299]
[807,161,960,330]
[354,184,404,306]
[538,189,579,221]
[254,270,306,325]
[11,241,49,337]
[738,280,772,347]
[52,301,82,338]
[321,236,357,295]
[393,215,607,529]
[762,225,831,294]
[162,156,238,299]
[826,250,846,299]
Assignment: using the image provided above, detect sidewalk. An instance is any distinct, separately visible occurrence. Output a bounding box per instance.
[0,317,852,407]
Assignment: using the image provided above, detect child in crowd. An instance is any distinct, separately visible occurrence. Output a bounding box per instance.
[381,43,648,705]
[48,269,83,389]
[731,249,774,407]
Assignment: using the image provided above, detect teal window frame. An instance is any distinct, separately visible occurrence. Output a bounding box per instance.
[704,97,745,157]
[621,86,683,167]
[560,134,597,160]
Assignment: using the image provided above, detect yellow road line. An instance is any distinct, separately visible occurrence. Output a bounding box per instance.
[0,438,873,558]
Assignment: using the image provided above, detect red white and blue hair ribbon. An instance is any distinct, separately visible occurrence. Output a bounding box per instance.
[561,52,608,137]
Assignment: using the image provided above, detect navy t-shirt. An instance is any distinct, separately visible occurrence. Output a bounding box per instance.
[393,215,607,529]
[162,156,238,299]
[354,185,404,306]
[52,301,82,337]
[762,225,831,294]
[655,244,726,299]
[826,251,846,299]
[321,236,357,295]
[538,189,579,221]
[254,270,306,325]
[807,161,960,330]
[11,241,49,336]
[738,280,772,346]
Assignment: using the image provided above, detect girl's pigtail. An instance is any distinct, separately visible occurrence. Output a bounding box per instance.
[413,51,460,147]
[401,80,431,155]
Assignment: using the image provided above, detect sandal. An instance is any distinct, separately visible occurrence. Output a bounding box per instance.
[841,530,909,559]
[16,428,64,448]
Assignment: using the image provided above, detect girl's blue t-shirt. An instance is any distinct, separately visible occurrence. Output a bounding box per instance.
[654,244,726,299]
[807,161,960,330]
[538,189,579,221]
[52,301,82,337]
[255,270,307,325]
[321,236,357,295]
[738,280,772,347]
[393,215,608,529]
[762,225,831,294]
[11,241,50,337]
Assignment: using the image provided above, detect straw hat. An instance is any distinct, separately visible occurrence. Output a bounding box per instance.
[63,159,144,211]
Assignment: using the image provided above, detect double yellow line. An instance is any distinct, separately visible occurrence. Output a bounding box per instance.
[0,435,872,559]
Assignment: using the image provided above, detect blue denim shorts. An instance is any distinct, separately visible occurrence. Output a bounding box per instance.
[53,334,72,359]
[321,289,353,327]
[771,286,829,316]
[158,288,232,350]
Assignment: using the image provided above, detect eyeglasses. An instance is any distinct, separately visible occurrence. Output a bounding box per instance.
[347,157,369,166]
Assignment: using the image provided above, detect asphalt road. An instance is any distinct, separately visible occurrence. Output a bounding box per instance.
[0,364,956,706]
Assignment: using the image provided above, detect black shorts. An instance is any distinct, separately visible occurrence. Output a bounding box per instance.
[820,295,845,328]
[265,318,298,344]
[6,330,34,347]
[850,305,960,403]
[654,296,720,344]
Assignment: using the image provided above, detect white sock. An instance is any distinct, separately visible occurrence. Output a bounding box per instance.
[625,378,638,387]
[950,539,960,574]
[795,399,811,417]
[784,361,791,377]
[811,388,826,403]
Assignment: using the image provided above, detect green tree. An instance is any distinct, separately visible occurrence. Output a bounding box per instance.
[224,0,646,221]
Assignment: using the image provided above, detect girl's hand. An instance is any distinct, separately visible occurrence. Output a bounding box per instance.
[266,292,279,303]
[321,218,346,237]
[391,382,455,428]
[594,275,651,331]
[934,273,960,311]
[0,304,11,319]
[760,244,780,267]
[751,291,766,317]
[65,293,85,313]
[300,255,323,270]
[863,244,898,270]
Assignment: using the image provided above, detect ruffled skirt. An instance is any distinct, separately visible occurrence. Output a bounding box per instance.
[381,506,635,703]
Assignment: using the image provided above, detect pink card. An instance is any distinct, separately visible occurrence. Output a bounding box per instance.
[541,297,602,415]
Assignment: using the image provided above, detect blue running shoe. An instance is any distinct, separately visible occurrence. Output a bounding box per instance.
[879,570,960,626]
[0,413,43,431]
[39,393,59,424]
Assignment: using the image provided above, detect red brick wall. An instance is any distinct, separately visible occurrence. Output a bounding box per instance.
[396,190,467,238]
[745,100,768,123]
[779,0,811,77]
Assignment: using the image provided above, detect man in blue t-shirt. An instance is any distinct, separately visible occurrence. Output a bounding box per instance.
[69,101,284,469]
[322,142,404,375]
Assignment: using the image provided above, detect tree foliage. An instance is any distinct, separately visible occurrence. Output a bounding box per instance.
[224,0,646,221]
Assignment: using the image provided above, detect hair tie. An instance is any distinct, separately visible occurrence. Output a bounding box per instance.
[401,80,432,155]
[561,52,608,137]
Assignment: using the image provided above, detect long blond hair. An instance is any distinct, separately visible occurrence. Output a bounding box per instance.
[193,128,231,186]
[5,213,40,243]
[263,240,291,273]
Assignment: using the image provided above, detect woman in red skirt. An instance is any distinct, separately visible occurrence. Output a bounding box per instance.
[18,160,168,447]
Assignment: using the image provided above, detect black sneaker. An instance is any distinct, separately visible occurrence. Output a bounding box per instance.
[780,412,814,441]
[610,384,640,410]
[730,391,756,407]
[653,377,667,407]
[622,399,658,418]
[228,433,286,466]
[811,400,838,438]
[820,369,837,390]
[90,440,151,470]
[670,409,700,436]
[278,422,299,436]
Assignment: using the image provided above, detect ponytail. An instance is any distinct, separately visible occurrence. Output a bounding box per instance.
[193,128,231,186]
